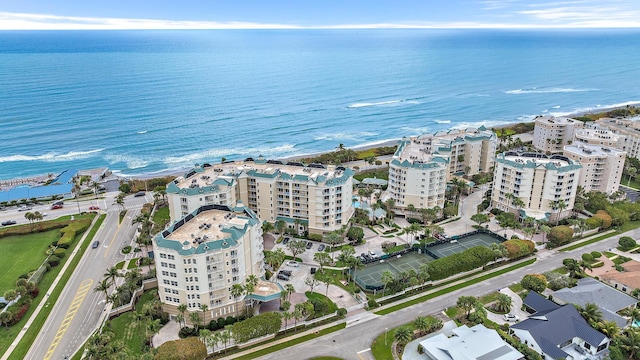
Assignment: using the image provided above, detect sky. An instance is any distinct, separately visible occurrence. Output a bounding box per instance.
[0,0,639,30]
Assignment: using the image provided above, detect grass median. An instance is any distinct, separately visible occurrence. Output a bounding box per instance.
[233,323,346,360]
[560,220,640,252]
[374,258,536,315]
[5,214,105,360]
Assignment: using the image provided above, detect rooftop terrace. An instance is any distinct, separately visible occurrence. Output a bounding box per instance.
[395,128,494,164]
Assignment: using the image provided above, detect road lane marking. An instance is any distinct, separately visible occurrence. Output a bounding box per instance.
[43,279,93,360]
[104,212,126,258]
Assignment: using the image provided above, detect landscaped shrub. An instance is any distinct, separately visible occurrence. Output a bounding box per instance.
[207,320,220,331]
[503,239,535,259]
[155,337,206,360]
[619,236,637,251]
[56,228,76,249]
[591,251,602,258]
[178,326,198,338]
[216,317,226,329]
[585,217,601,229]
[547,226,573,247]
[521,274,547,293]
[593,210,612,229]
[231,312,282,343]
[47,255,61,267]
[121,246,132,254]
[225,316,236,325]
[308,233,323,241]
[426,246,495,280]
[337,308,347,318]
[581,253,594,262]
[53,248,66,258]
[367,298,378,309]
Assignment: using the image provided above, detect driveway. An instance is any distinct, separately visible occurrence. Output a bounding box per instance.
[484,288,529,325]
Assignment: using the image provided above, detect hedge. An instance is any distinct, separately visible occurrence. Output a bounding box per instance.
[154,337,207,360]
[503,239,535,259]
[231,312,282,344]
[426,246,495,280]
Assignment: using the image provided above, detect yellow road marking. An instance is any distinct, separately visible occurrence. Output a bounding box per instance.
[104,212,126,258]
[43,279,93,360]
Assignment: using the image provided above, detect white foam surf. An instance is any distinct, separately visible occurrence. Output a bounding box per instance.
[137,130,148,134]
[313,132,378,142]
[434,120,451,124]
[504,87,597,95]
[162,144,297,165]
[347,99,419,108]
[0,149,105,163]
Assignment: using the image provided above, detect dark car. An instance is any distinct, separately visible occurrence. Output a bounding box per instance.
[282,237,290,245]
[318,244,325,251]
[92,240,100,249]
[134,191,146,197]
[1,220,17,226]
[279,270,292,276]
[310,267,317,274]
[306,241,313,249]
[277,273,289,281]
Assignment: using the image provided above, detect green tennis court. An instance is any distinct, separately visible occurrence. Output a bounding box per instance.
[427,232,502,259]
[354,252,434,290]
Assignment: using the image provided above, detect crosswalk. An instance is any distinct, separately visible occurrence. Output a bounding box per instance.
[105,204,143,213]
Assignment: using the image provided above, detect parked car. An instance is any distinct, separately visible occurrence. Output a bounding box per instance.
[318,244,325,251]
[89,206,100,210]
[503,314,519,322]
[134,191,146,197]
[369,250,376,256]
[1,220,17,226]
[17,205,32,211]
[279,270,292,276]
[286,261,299,267]
[306,241,313,249]
[282,237,290,245]
[277,273,290,281]
[92,240,100,249]
[310,267,317,274]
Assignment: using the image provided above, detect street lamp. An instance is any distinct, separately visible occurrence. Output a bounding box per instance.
[385,327,388,345]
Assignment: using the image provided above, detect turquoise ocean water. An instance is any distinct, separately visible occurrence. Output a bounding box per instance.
[1,29,640,180]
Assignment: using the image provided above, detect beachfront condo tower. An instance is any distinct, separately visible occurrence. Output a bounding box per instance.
[165,157,354,235]
[563,144,626,195]
[387,127,497,213]
[533,116,584,154]
[492,152,582,222]
[153,203,280,323]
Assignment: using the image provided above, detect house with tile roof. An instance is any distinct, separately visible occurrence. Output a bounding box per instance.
[510,292,610,359]
[601,260,640,296]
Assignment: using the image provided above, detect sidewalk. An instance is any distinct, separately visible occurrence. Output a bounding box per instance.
[1,215,101,360]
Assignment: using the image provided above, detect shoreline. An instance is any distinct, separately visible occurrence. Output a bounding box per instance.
[3,103,636,184]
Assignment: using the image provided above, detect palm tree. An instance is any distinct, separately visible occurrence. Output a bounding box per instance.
[93,279,110,299]
[211,331,221,354]
[494,293,512,313]
[220,330,231,353]
[104,266,120,292]
[282,311,293,333]
[244,281,255,315]
[175,313,184,328]
[261,221,274,235]
[394,326,413,346]
[313,251,332,273]
[114,193,125,211]
[230,284,244,318]
[199,304,209,327]
[24,211,35,225]
[0,312,13,329]
[73,183,82,214]
[596,320,620,338]
[406,204,417,218]
[177,303,187,327]
[552,199,568,225]
[347,256,363,284]
[620,328,640,360]
[414,316,429,336]
[285,283,295,301]
[384,198,395,219]
[539,224,551,243]
[578,303,603,326]
[199,329,212,351]
[381,270,394,295]
[189,311,201,331]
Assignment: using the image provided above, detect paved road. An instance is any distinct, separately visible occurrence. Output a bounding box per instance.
[261,228,638,360]
[24,194,150,360]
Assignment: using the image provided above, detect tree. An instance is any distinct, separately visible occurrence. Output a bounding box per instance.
[262,221,274,235]
[275,219,286,237]
[189,311,201,332]
[323,231,343,260]
[93,279,110,300]
[539,224,551,243]
[394,326,413,346]
[286,239,307,259]
[285,283,295,301]
[113,193,125,211]
[219,330,231,353]
[578,303,603,326]
[456,296,477,319]
[305,277,319,293]
[381,270,394,295]
[231,284,244,319]
[494,293,512,313]
[0,311,13,329]
[547,225,573,247]
[521,274,547,293]
[104,266,121,292]
[337,245,355,264]
[470,213,490,228]
[199,304,209,327]
[347,256,363,284]
[596,320,620,338]
[620,328,640,360]
[562,258,581,278]
[551,200,568,225]
[414,316,429,336]
[282,311,293,333]
[347,226,365,243]
[313,251,332,273]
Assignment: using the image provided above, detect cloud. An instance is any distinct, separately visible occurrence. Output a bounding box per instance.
[514,1,640,26]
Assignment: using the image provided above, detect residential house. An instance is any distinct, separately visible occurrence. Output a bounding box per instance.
[420,324,524,360]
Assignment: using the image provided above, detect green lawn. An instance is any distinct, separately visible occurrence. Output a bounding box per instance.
[0,229,61,292]
[621,175,640,190]
[103,290,157,357]
[4,214,102,360]
[305,292,338,317]
[152,205,170,233]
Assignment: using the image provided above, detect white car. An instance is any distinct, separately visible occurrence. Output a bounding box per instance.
[286,261,299,267]
[503,313,519,322]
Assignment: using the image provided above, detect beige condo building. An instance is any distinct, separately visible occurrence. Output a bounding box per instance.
[387,127,497,212]
[563,144,626,194]
[166,158,354,235]
[597,117,640,159]
[153,204,279,323]
[573,124,623,148]
[492,152,582,221]
[533,116,584,153]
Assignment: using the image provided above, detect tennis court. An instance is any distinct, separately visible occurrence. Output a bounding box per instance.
[354,252,434,290]
[427,232,502,259]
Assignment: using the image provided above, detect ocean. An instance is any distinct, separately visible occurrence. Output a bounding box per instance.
[1,29,639,180]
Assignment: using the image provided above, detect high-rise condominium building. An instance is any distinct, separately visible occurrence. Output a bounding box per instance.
[492,152,582,221]
[166,158,354,235]
[387,128,497,211]
[597,117,640,159]
[563,144,626,194]
[153,203,274,323]
[533,116,584,154]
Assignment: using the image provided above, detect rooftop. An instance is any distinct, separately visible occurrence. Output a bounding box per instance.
[574,126,620,141]
[564,144,626,157]
[497,152,581,172]
[169,158,352,193]
[394,127,495,165]
[155,203,260,255]
[535,115,582,125]
[601,260,640,291]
